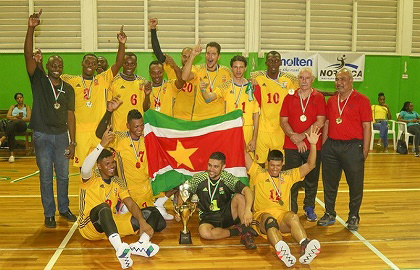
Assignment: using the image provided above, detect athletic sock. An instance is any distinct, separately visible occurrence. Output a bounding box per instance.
[154,196,169,207]
[299,238,308,245]
[139,232,150,244]
[109,233,122,251]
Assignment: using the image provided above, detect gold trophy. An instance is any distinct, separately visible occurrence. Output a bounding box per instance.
[173,182,198,244]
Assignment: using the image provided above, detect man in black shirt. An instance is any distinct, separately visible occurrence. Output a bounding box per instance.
[24,10,77,228]
[184,152,256,249]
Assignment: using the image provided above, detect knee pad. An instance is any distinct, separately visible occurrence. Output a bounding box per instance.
[90,203,112,224]
[264,217,279,231]
[140,207,166,232]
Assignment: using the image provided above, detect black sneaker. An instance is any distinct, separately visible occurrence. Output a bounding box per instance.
[240,231,257,250]
[45,216,56,228]
[317,213,336,226]
[59,210,77,222]
[346,216,359,231]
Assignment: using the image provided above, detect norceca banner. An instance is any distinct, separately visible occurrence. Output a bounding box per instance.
[317,53,365,82]
[279,52,318,77]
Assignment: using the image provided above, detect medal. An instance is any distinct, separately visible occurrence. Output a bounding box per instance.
[207,176,221,212]
[155,106,161,112]
[48,76,63,111]
[152,82,165,112]
[269,174,284,207]
[278,200,284,206]
[288,89,295,95]
[129,133,142,170]
[136,162,141,168]
[300,115,307,122]
[54,102,61,110]
[209,204,214,211]
[232,79,245,110]
[299,88,312,123]
[206,65,219,92]
[82,76,94,101]
[337,90,353,125]
[86,101,93,108]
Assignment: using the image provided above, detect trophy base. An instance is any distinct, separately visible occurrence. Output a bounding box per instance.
[179,231,192,245]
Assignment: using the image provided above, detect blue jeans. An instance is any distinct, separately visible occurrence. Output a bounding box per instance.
[33,131,70,217]
[373,121,388,147]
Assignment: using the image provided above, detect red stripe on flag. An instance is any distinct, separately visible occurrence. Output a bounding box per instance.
[145,126,245,178]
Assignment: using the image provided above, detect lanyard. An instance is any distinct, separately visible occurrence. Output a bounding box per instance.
[128,132,140,162]
[82,76,95,100]
[232,80,245,108]
[338,90,353,117]
[207,176,221,203]
[265,71,283,87]
[206,65,219,91]
[269,174,283,204]
[153,80,166,104]
[299,88,312,115]
[47,77,63,103]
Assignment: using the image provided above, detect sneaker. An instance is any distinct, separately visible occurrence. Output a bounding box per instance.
[346,216,359,231]
[317,213,335,226]
[8,156,15,163]
[299,239,321,264]
[156,206,174,221]
[275,240,296,267]
[235,224,259,236]
[116,242,133,269]
[59,210,77,222]
[240,231,257,250]
[376,141,382,147]
[304,206,317,222]
[44,216,56,228]
[129,240,160,257]
[415,152,419,157]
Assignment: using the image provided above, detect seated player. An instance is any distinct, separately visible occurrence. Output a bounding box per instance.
[182,152,257,249]
[78,126,165,269]
[245,126,321,267]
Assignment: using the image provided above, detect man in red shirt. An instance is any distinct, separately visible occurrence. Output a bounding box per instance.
[280,68,326,221]
[317,68,372,231]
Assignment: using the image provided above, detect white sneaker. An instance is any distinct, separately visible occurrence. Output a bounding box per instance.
[8,156,15,163]
[299,239,321,264]
[116,242,133,269]
[275,240,296,267]
[129,240,160,257]
[156,206,174,220]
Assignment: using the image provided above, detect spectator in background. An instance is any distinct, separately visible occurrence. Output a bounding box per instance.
[398,101,420,157]
[0,92,32,162]
[97,56,109,74]
[371,92,392,152]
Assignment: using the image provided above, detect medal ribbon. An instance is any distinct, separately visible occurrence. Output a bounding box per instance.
[337,89,354,119]
[207,176,221,204]
[152,80,166,108]
[82,75,95,100]
[47,77,63,104]
[265,71,283,87]
[299,88,312,115]
[205,65,219,91]
[269,175,283,203]
[128,132,141,163]
[232,80,245,108]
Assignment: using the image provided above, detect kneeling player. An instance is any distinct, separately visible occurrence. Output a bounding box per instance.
[78,127,165,269]
[245,126,321,267]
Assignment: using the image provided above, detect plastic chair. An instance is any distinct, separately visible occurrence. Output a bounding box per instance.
[396,113,415,152]
[370,120,396,150]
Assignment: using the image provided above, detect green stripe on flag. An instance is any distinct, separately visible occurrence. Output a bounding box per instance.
[144,109,243,130]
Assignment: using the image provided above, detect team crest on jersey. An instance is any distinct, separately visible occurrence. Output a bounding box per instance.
[94,79,99,86]
[219,187,225,195]
[222,75,227,82]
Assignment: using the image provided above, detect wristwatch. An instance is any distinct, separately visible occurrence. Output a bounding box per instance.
[70,141,77,146]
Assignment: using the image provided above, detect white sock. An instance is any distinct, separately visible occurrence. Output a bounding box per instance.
[299,238,307,245]
[154,196,169,207]
[108,233,122,251]
[139,232,150,244]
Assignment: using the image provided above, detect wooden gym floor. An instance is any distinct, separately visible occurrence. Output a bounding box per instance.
[0,151,419,269]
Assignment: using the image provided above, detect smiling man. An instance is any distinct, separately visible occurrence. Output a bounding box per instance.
[61,26,126,167]
[182,152,256,249]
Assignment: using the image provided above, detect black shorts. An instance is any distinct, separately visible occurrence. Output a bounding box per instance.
[199,199,240,228]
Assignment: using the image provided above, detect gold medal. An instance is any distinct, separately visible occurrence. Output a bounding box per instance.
[300,115,307,122]
[288,89,295,95]
[209,204,214,211]
[336,117,342,124]
[155,106,161,112]
[278,200,284,206]
[86,101,93,108]
[54,102,61,110]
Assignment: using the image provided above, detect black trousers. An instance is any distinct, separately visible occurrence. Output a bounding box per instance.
[5,120,27,152]
[321,138,365,219]
[284,149,321,213]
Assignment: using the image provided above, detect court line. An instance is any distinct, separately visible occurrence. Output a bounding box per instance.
[315,197,400,270]
[10,170,39,183]
[44,222,78,270]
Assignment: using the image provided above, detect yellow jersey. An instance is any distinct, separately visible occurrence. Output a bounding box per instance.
[371,105,389,121]
[173,66,200,121]
[149,80,179,117]
[164,63,177,80]
[62,69,114,132]
[248,162,302,213]
[251,71,298,133]
[109,74,148,132]
[214,80,259,126]
[78,169,130,231]
[192,64,232,120]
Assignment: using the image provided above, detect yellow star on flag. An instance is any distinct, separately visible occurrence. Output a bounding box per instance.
[167,140,198,170]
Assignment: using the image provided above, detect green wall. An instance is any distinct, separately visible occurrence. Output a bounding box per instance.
[1,52,419,120]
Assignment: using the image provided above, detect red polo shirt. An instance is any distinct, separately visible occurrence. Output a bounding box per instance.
[280,88,326,150]
[326,90,372,140]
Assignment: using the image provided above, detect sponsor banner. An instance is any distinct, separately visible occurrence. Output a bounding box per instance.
[280,52,318,77]
[318,53,365,81]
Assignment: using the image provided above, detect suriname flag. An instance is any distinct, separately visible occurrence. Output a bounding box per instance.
[144,109,248,195]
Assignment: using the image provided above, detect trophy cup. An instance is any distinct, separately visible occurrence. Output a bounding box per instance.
[173,182,198,244]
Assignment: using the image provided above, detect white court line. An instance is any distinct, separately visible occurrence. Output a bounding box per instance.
[44,222,78,270]
[315,197,400,270]
[0,195,79,198]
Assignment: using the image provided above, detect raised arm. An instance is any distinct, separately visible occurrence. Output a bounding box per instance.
[181,41,201,82]
[150,18,166,63]
[110,25,127,77]
[96,95,123,139]
[24,9,42,76]
[199,78,217,103]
